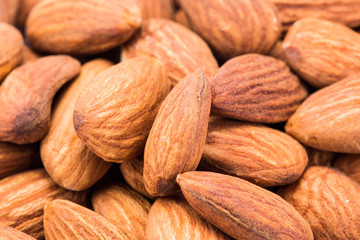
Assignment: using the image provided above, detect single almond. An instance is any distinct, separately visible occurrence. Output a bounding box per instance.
[0,0,8,22]
[306,147,335,167]
[174,9,191,28]
[0,224,36,240]
[4,0,19,24]
[16,0,43,27]
[21,46,40,65]
[333,154,360,184]
[268,41,287,62]
[140,0,174,19]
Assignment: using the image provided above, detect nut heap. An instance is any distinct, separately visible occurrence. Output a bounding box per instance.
[0,0,360,239]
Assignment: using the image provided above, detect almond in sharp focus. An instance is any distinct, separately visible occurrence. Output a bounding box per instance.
[74,57,170,162]
[334,154,360,184]
[144,69,211,197]
[0,224,36,240]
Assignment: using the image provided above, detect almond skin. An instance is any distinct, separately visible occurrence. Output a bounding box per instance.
[122,19,218,86]
[333,154,360,184]
[74,57,170,163]
[146,197,230,240]
[41,59,113,191]
[200,118,308,187]
[0,169,88,239]
[21,46,40,65]
[0,224,36,240]
[4,0,19,24]
[179,0,281,61]
[140,0,174,19]
[92,182,151,240]
[0,55,80,144]
[26,0,141,55]
[278,166,360,239]
[306,147,335,167]
[144,69,211,196]
[44,199,128,240]
[177,171,313,240]
[283,18,360,88]
[285,74,360,153]
[16,0,43,27]
[0,0,8,22]
[211,54,308,123]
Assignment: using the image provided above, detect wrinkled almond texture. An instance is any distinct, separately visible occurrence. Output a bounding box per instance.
[177,171,313,240]
[0,55,80,144]
[334,154,360,184]
[306,147,335,167]
[285,75,360,153]
[26,0,141,55]
[16,0,43,27]
[0,224,36,240]
[74,57,170,162]
[278,166,360,239]
[144,69,211,196]
[41,59,113,191]
[140,0,173,19]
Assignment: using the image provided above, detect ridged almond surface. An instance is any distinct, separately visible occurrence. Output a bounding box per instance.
[26,0,141,55]
[41,59,113,191]
[177,171,313,240]
[283,18,360,88]
[0,224,36,240]
[0,22,23,83]
[92,182,151,240]
[0,169,88,239]
[44,199,128,240]
[0,142,39,179]
[201,118,308,187]
[144,69,211,196]
[278,166,360,239]
[179,0,281,61]
[16,0,43,27]
[285,75,360,153]
[0,55,80,144]
[306,147,335,167]
[74,57,170,162]
[211,54,308,123]
[334,154,360,184]
[140,0,173,19]
[122,19,218,86]
[146,197,230,240]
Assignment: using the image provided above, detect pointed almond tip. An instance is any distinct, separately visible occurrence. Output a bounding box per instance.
[176,173,184,185]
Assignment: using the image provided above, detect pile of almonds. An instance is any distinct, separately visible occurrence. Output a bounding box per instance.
[1,0,360,239]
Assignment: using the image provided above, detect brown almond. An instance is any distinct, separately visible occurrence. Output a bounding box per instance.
[41,59,113,191]
[21,46,40,65]
[268,41,287,62]
[0,55,80,144]
[200,118,308,187]
[92,182,151,240]
[146,197,230,240]
[16,0,43,27]
[74,57,170,162]
[211,54,308,123]
[122,18,218,86]
[177,171,313,240]
[306,147,335,167]
[144,69,211,196]
[0,0,8,22]
[283,18,360,88]
[4,0,19,24]
[0,169,88,239]
[0,224,36,240]
[140,0,174,19]
[334,154,360,184]
[44,199,128,240]
[285,74,360,153]
[26,0,141,55]
[174,9,191,28]
[278,166,360,239]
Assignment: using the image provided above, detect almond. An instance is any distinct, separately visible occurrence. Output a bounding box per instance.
[0,224,36,240]
[144,69,211,196]
[0,55,80,144]
[122,19,218,86]
[178,0,281,61]
[278,166,360,239]
[16,0,43,27]
[285,74,360,153]
[92,182,151,240]
[177,171,313,240]
[41,59,113,191]
[0,0,8,22]
[140,0,174,19]
[333,154,360,184]
[200,118,308,187]
[283,18,360,88]
[0,169,88,239]
[26,0,141,55]
[44,199,128,240]
[74,57,170,162]
[306,147,335,167]
[21,46,40,65]
[211,54,308,123]
[4,0,19,24]
[146,197,230,240]
[268,41,287,62]
[174,9,191,28]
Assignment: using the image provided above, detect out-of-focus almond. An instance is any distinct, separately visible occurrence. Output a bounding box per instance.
[4,0,19,24]
[16,0,43,27]
[0,0,8,22]
[334,154,360,184]
[21,46,40,65]
[140,0,173,19]
[268,41,287,62]
[174,9,191,28]
[306,147,335,167]
[0,224,36,240]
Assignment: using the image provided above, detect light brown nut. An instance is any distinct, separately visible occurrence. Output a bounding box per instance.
[200,118,308,187]
[0,55,81,144]
[44,199,128,240]
[178,0,281,61]
[177,171,313,240]
[268,41,287,62]
[144,69,211,197]
[16,0,43,27]
[174,9,191,28]
[211,54,308,123]
[333,154,360,184]
[140,0,174,19]
[278,166,360,239]
[4,0,20,23]
[283,18,360,88]
[0,142,40,179]
[74,57,170,163]
[41,59,113,191]
[26,0,141,55]
[285,74,360,153]
[306,147,335,167]
[0,22,23,83]
[0,224,36,240]
[122,19,218,86]
[21,46,40,65]
[146,197,230,240]
[0,0,8,22]
[92,182,151,240]
[0,169,88,239]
